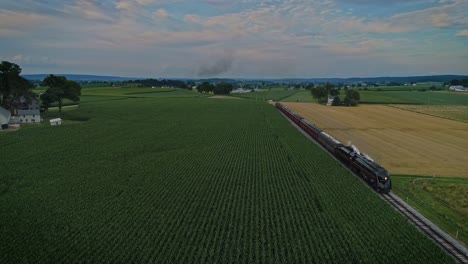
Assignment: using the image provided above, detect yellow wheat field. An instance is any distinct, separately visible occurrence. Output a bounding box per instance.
[283,103,468,178]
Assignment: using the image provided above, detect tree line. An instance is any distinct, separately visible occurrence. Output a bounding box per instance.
[196,82,233,95]
[0,61,81,113]
[449,79,468,87]
[310,83,360,106]
[126,79,190,89]
[0,61,35,109]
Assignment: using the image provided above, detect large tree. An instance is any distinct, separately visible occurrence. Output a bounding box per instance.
[310,86,328,103]
[311,83,339,103]
[0,61,35,108]
[42,75,81,113]
[343,89,360,106]
[196,82,213,94]
[213,82,233,95]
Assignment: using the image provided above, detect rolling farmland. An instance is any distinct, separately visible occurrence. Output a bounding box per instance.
[359,91,468,105]
[282,103,468,178]
[0,92,454,262]
[392,105,468,123]
[232,89,299,101]
[281,90,468,105]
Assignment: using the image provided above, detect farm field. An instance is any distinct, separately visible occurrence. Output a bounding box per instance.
[281,90,316,102]
[81,87,200,98]
[359,91,468,105]
[282,103,468,178]
[0,92,453,262]
[280,90,468,105]
[392,176,468,245]
[232,89,299,101]
[392,105,468,123]
[33,86,202,107]
[363,85,443,92]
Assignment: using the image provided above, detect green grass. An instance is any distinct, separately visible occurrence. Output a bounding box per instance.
[0,94,453,262]
[40,87,202,108]
[391,105,468,123]
[280,89,468,106]
[363,85,444,92]
[360,91,468,105]
[392,175,468,245]
[81,87,199,98]
[280,90,317,102]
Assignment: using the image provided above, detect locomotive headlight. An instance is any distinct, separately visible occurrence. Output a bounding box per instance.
[384,177,387,180]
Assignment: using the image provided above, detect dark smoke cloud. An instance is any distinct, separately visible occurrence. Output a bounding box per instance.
[197,51,234,77]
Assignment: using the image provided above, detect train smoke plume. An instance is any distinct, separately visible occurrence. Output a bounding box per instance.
[197,50,234,77]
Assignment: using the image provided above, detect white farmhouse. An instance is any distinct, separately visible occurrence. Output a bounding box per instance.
[10,97,41,124]
[0,106,11,130]
[15,109,41,123]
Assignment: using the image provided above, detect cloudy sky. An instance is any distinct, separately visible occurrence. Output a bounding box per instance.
[0,0,467,78]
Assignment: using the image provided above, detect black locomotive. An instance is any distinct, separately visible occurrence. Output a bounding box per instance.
[276,102,391,193]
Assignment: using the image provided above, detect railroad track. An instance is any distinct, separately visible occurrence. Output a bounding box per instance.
[382,193,468,264]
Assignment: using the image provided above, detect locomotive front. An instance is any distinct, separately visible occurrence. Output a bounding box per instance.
[376,169,392,193]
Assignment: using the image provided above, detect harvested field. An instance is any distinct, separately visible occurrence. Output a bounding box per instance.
[392,105,468,123]
[283,103,468,178]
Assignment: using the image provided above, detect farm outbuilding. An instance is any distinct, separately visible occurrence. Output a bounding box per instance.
[0,106,11,130]
[50,118,62,126]
[449,85,468,92]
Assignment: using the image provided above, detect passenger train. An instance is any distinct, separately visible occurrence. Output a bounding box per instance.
[275,102,391,193]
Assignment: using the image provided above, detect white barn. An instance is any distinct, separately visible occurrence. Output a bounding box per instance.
[0,106,11,130]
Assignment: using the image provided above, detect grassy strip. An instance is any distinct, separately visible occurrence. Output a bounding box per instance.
[360,91,468,105]
[391,105,468,123]
[392,175,468,245]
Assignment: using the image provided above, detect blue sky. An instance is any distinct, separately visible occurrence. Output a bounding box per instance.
[0,0,467,78]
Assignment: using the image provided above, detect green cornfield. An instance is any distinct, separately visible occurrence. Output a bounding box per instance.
[0,90,454,263]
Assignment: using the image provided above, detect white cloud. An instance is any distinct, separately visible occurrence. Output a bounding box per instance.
[184,14,201,24]
[0,10,54,36]
[64,0,113,22]
[153,9,169,20]
[320,39,389,55]
[456,29,468,37]
[116,0,178,10]
[12,54,31,63]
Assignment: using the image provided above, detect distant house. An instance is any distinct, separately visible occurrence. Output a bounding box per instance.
[230,88,251,94]
[14,109,41,124]
[449,85,468,92]
[326,97,335,106]
[10,96,41,124]
[0,106,11,130]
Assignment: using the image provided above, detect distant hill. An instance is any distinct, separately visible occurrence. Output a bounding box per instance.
[22,74,468,83]
[269,75,468,84]
[193,75,468,84]
[22,74,143,82]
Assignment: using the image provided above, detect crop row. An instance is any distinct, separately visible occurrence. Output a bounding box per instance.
[0,97,453,263]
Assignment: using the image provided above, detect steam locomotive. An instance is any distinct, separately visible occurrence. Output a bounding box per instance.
[275,102,391,193]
